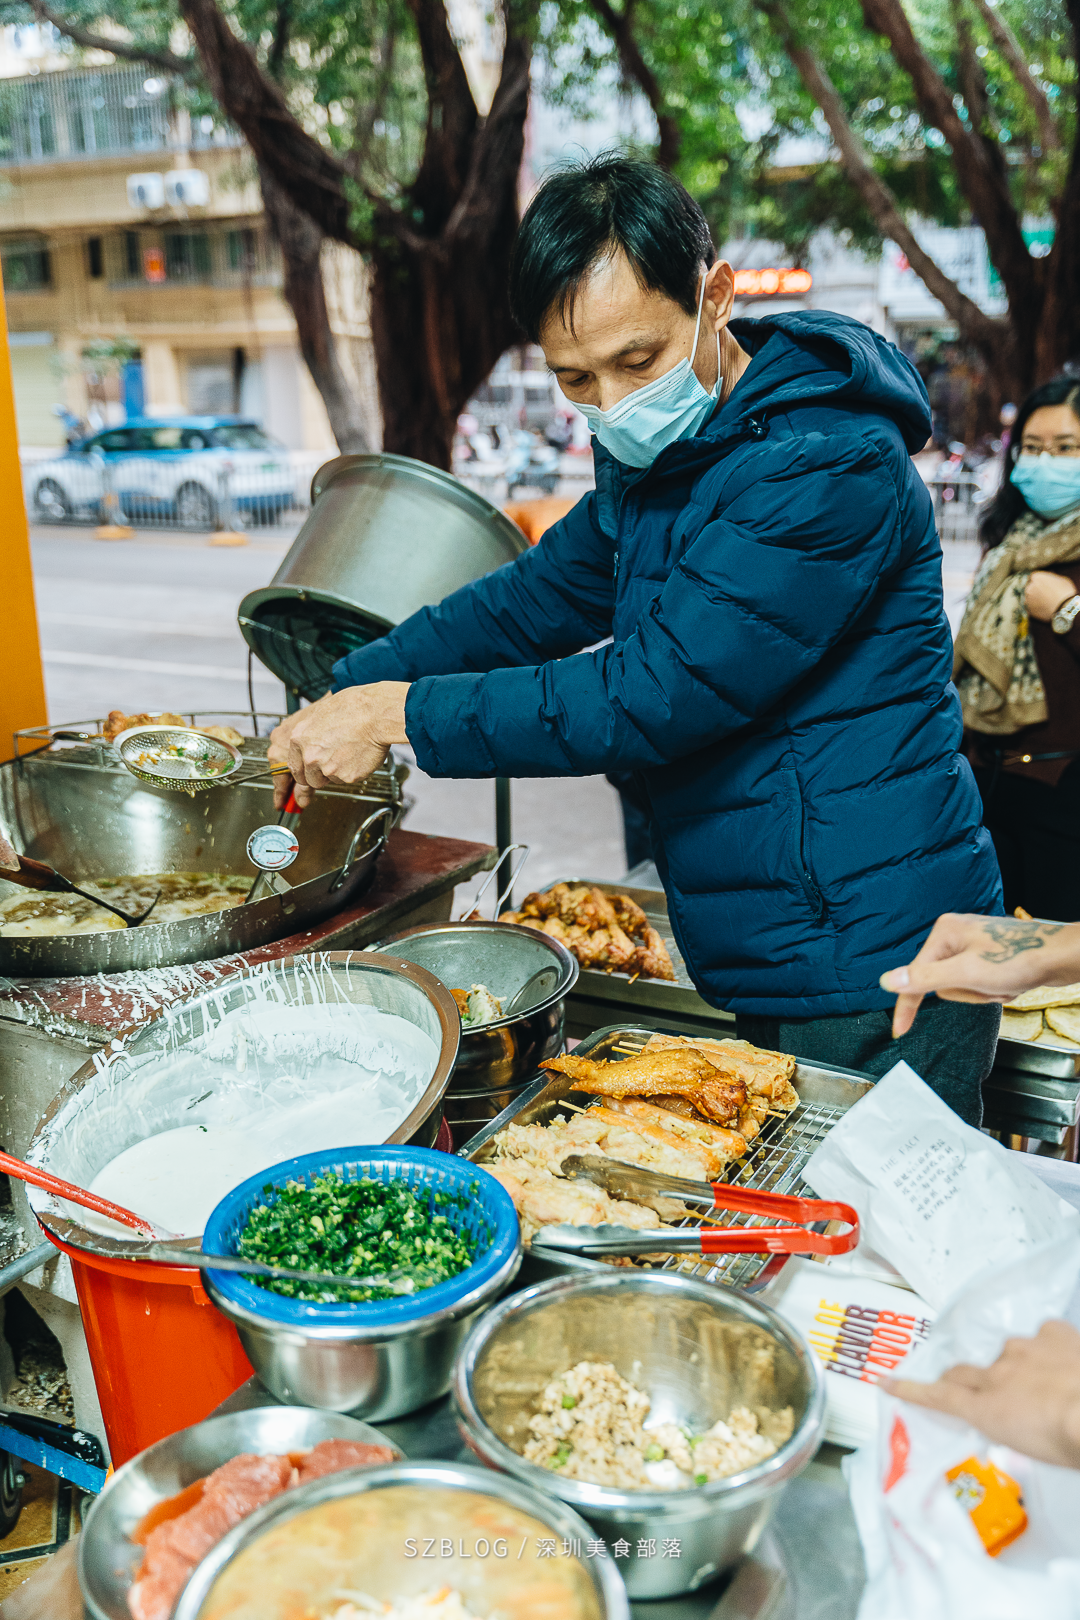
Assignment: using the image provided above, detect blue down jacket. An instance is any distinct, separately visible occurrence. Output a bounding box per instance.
[333,311,1002,1016]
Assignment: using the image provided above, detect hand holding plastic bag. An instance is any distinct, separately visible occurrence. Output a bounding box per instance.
[804,1062,1080,1619]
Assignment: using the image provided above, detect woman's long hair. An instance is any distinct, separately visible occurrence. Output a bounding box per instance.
[980,377,1080,550]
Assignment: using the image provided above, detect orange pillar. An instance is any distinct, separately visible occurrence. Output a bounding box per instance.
[0,276,47,753]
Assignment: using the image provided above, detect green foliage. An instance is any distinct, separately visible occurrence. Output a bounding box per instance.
[539,0,1074,259]
[0,0,429,205]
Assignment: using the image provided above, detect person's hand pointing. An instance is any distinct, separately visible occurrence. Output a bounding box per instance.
[880,913,1080,1038]
[267,684,410,810]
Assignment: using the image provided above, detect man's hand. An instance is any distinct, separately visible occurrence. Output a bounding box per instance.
[1025,569,1077,623]
[885,1319,1080,1470]
[879,913,1080,1037]
[267,684,410,809]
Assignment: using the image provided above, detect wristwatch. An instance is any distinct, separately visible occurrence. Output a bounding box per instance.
[1052,594,1080,634]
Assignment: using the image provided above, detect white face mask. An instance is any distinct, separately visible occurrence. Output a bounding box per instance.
[575,271,722,469]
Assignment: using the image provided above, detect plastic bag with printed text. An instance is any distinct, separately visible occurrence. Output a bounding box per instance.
[803,1061,1080,1620]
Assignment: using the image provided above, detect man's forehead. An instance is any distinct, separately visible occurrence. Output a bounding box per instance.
[539,253,684,369]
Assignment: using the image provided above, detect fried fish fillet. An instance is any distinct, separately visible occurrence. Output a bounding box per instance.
[644,1032,796,1097]
[604,1096,747,1160]
[482,1160,676,1246]
[543,1049,720,1098]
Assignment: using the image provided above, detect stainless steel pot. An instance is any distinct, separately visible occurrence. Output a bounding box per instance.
[0,739,399,976]
[372,921,578,1134]
[26,951,461,1256]
[238,454,530,698]
[173,1460,631,1620]
[453,1271,825,1600]
[79,1405,403,1620]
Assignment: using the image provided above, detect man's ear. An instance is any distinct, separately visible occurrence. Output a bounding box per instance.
[703,260,736,331]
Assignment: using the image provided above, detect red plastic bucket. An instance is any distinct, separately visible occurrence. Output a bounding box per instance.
[51,1235,253,1467]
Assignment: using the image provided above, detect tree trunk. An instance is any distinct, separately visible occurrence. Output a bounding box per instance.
[259,166,373,454]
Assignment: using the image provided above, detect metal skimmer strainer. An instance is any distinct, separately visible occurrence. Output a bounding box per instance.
[112,725,291,794]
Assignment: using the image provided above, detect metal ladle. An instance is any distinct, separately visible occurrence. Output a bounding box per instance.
[0,833,159,928]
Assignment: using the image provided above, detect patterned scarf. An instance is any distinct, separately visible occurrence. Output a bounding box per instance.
[953,506,1080,734]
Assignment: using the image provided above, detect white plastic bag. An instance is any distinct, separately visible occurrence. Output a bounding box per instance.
[846,1237,1080,1620]
[802,1061,1080,1617]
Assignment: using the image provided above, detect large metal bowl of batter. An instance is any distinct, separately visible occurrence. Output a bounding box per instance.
[24,951,461,1258]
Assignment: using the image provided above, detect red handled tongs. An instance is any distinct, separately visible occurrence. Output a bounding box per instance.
[532,1155,859,1259]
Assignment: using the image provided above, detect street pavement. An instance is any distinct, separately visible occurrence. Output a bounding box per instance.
[29,527,628,901]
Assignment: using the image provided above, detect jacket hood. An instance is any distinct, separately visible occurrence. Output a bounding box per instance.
[718,310,932,453]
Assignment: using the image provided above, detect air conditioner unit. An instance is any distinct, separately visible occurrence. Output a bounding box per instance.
[127,173,165,210]
[164,169,210,208]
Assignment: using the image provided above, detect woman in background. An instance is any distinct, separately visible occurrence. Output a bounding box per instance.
[955,377,1080,919]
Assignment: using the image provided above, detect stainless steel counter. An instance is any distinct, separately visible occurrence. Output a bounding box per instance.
[215,1379,866,1620]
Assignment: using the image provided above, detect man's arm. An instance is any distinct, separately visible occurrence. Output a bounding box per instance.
[406,435,905,778]
[329,491,616,690]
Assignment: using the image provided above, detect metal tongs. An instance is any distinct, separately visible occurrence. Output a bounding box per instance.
[458,842,530,921]
[533,1156,859,1258]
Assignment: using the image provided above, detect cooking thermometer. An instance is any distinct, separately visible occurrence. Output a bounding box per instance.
[245,823,300,906]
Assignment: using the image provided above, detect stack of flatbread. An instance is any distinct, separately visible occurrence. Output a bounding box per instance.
[999,983,1080,1048]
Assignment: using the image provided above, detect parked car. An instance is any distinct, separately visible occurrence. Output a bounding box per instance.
[30,417,297,528]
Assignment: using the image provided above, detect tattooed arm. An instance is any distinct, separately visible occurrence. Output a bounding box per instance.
[880,914,1080,1037]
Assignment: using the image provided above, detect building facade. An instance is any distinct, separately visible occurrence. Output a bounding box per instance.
[0,47,377,451]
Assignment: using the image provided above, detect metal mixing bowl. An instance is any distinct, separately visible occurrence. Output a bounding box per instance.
[26,952,460,1260]
[79,1405,403,1620]
[452,1272,825,1600]
[204,1146,522,1422]
[372,921,578,1135]
[173,1460,630,1620]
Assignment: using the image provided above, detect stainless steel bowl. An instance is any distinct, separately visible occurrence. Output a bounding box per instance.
[78,1405,403,1620]
[27,952,460,1258]
[173,1460,630,1620]
[205,1150,521,1423]
[373,921,578,1134]
[452,1272,825,1599]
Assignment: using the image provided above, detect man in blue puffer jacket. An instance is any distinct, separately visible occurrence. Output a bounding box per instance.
[269,156,1003,1123]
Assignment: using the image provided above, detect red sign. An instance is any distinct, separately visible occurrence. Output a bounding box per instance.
[143,248,166,284]
[733,267,813,296]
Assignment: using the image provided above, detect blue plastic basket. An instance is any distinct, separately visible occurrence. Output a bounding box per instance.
[202,1146,519,1330]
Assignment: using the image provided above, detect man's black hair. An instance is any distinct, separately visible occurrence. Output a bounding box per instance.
[980,375,1080,550]
[508,154,715,343]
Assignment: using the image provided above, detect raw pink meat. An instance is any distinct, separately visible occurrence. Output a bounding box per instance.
[295,1437,395,1482]
[127,1443,393,1619]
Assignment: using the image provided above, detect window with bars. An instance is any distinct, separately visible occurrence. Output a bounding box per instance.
[1,238,52,291]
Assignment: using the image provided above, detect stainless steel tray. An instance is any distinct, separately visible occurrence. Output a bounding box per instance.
[458,1024,872,1293]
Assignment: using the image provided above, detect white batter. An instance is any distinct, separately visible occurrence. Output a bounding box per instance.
[84,1001,440,1236]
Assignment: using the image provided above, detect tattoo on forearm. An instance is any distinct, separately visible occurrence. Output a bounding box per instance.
[979,920,1065,963]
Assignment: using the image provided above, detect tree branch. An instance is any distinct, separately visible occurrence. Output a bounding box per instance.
[403,0,478,228]
[176,0,359,246]
[858,0,1036,311]
[29,0,195,76]
[443,0,532,246]
[586,0,680,168]
[267,0,291,82]
[758,0,1003,351]
[967,0,1061,152]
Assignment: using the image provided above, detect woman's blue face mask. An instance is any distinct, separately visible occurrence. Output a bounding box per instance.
[575,273,721,469]
[1011,452,1080,520]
